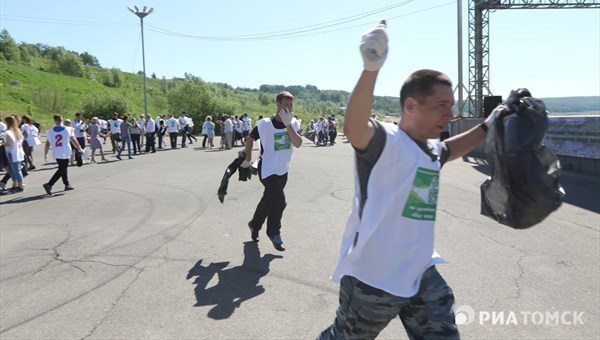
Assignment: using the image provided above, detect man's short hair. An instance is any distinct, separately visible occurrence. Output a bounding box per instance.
[399,69,452,110]
[53,114,63,123]
[276,91,294,103]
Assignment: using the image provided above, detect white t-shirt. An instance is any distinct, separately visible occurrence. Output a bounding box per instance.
[233,119,243,133]
[256,118,294,179]
[46,125,75,160]
[4,130,25,162]
[223,119,233,133]
[109,118,123,134]
[291,118,301,132]
[331,121,447,298]
[242,117,252,131]
[73,119,86,138]
[145,118,156,133]
[178,116,188,128]
[21,124,39,146]
[167,117,180,133]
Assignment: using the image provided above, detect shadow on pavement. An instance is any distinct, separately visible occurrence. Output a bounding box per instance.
[187,241,282,320]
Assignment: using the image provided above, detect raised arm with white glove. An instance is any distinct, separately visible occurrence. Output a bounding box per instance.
[344,20,388,151]
[360,20,388,72]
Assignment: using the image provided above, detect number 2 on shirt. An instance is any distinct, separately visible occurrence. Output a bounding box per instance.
[54,134,63,147]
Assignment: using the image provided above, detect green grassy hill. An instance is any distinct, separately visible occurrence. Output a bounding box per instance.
[0,60,356,130]
[1,59,597,132]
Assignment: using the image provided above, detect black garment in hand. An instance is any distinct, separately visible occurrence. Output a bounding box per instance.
[217,151,252,203]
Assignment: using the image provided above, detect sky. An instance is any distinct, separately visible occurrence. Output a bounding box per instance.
[1,0,599,100]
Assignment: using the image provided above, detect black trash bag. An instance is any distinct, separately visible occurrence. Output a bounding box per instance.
[75,150,84,167]
[217,151,252,203]
[480,89,565,229]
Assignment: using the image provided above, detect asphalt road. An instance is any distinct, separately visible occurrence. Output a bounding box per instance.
[1,135,598,339]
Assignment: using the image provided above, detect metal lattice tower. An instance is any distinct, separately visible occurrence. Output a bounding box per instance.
[467,0,600,117]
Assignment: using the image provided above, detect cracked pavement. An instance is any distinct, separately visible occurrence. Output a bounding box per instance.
[1,137,598,339]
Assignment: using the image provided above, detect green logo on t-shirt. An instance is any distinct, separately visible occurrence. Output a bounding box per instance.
[273,132,291,151]
[401,167,439,221]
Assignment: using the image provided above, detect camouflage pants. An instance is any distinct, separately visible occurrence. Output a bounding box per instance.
[317,266,459,340]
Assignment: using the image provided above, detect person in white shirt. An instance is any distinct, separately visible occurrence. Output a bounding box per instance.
[178,112,189,148]
[185,114,197,144]
[241,112,252,140]
[108,112,123,153]
[233,115,244,146]
[291,115,301,134]
[144,113,156,153]
[318,21,493,340]
[222,115,234,149]
[315,116,327,146]
[242,91,302,251]
[166,114,180,149]
[156,114,166,149]
[20,115,40,170]
[2,115,25,192]
[98,116,108,145]
[139,114,147,147]
[202,116,216,149]
[42,114,84,195]
[73,112,87,150]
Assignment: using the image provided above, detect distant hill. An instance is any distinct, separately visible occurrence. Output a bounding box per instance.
[539,96,600,114]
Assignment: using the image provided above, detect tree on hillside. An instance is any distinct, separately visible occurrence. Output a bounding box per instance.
[111,68,122,87]
[0,29,20,62]
[79,52,100,67]
[57,53,85,77]
[167,80,236,133]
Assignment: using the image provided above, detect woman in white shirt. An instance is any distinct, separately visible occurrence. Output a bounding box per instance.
[2,116,25,192]
[21,115,40,170]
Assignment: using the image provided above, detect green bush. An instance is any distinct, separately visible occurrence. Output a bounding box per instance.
[81,94,130,119]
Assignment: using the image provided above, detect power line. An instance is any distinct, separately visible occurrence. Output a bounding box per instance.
[150,0,414,40]
[1,0,453,42]
[145,1,454,41]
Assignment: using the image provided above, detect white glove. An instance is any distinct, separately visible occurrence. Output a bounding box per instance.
[278,108,293,126]
[241,160,252,168]
[360,20,388,72]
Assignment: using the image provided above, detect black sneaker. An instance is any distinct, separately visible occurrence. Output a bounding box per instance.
[248,222,259,242]
[43,183,52,196]
[64,185,75,191]
[270,234,285,251]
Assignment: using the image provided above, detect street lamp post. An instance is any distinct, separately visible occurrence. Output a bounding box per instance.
[127,5,154,118]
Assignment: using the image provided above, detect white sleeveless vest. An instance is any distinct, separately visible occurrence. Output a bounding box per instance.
[256,118,294,179]
[46,125,74,160]
[331,122,446,297]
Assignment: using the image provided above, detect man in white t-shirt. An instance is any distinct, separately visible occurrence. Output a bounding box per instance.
[73,112,87,150]
[241,113,252,139]
[42,114,84,196]
[222,115,234,149]
[108,112,123,153]
[318,21,492,340]
[178,112,189,148]
[242,91,302,251]
[166,114,180,149]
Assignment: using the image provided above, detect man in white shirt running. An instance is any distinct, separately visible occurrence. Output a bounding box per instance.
[317,21,494,340]
[242,91,302,251]
[43,114,84,196]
